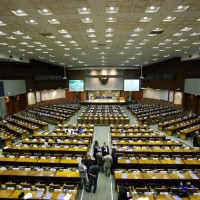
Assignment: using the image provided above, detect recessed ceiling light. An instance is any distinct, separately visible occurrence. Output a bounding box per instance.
[23,36,32,39]
[106,39,112,43]
[58,29,68,34]
[25,19,38,25]
[106,17,116,22]
[172,42,180,45]
[134,27,143,32]
[139,16,152,22]
[47,35,56,39]
[20,42,28,45]
[0,31,6,35]
[27,52,33,54]
[174,5,189,12]
[9,45,16,48]
[13,31,24,35]
[175,49,181,51]
[106,28,114,32]
[48,18,60,24]
[88,33,96,37]
[106,6,118,13]
[163,16,176,21]
[145,6,160,13]
[181,27,192,31]
[78,7,91,14]
[164,39,172,42]
[131,33,139,37]
[105,33,113,37]
[11,9,27,16]
[27,45,34,48]
[0,21,7,26]
[0,42,8,46]
[82,17,93,23]
[7,36,16,39]
[179,39,187,42]
[87,28,95,33]
[190,32,200,36]
[173,33,183,36]
[90,40,97,43]
[19,49,26,51]
[63,34,72,38]
[38,9,53,15]
[64,48,70,50]
[94,47,99,49]
[197,18,200,21]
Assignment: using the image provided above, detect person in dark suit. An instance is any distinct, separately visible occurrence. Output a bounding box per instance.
[101,142,109,156]
[86,164,99,193]
[118,183,132,200]
[93,140,101,164]
[193,131,199,147]
[111,148,118,175]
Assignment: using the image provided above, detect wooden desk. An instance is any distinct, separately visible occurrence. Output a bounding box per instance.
[111,133,165,140]
[3,145,88,156]
[117,158,200,170]
[130,193,200,200]
[0,189,77,200]
[114,170,200,189]
[0,169,80,184]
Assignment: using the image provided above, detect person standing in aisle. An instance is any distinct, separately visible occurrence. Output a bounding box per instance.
[101,142,109,156]
[93,140,101,164]
[104,152,113,177]
[85,164,99,193]
[111,148,118,175]
[96,152,104,173]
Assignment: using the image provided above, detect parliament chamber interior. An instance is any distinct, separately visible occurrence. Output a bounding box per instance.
[0,0,200,200]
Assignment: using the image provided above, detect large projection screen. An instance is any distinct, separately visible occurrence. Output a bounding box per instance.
[69,80,84,91]
[85,77,123,90]
[184,78,200,95]
[124,79,140,91]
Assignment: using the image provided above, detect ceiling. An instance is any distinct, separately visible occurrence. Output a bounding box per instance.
[0,0,200,70]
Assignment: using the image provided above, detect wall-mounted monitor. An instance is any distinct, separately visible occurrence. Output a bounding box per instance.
[69,80,84,91]
[124,79,140,91]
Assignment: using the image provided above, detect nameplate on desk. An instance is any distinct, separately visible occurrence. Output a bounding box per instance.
[44,193,52,199]
[35,191,43,198]
[57,193,65,200]
[122,173,127,179]
[177,173,185,179]
[63,193,72,200]
[173,195,181,200]
[175,160,181,164]
[190,173,198,179]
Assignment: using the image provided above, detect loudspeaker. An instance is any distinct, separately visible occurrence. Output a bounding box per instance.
[18,192,24,198]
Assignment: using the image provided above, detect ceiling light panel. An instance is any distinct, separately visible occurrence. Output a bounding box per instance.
[174,5,189,12]
[163,16,176,21]
[25,19,38,25]
[11,9,27,16]
[78,7,91,14]
[106,7,118,13]
[145,6,160,13]
[0,21,7,26]
[48,19,60,24]
[82,17,93,23]
[38,9,53,15]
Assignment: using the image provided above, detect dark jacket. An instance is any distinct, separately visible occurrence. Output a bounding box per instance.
[118,185,132,200]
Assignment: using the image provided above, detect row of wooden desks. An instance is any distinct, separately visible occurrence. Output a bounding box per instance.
[0,168,80,184]
[117,158,200,169]
[0,156,79,167]
[116,147,200,156]
[3,146,88,156]
[0,189,77,200]
[33,133,93,140]
[114,170,200,189]
[112,140,182,146]
[111,133,166,139]
[22,138,90,146]
[129,193,200,200]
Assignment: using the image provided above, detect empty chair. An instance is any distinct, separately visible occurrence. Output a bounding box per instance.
[135,186,150,194]
[35,183,46,190]
[187,187,199,194]
[5,182,16,189]
[49,184,61,191]
[154,186,168,193]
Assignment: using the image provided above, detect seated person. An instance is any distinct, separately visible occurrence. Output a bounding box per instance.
[77,127,83,134]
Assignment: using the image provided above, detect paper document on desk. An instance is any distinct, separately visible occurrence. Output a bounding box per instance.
[57,193,65,200]
[190,173,198,179]
[122,173,127,179]
[137,197,149,200]
[24,192,32,199]
[63,193,72,200]
[177,173,185,179]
